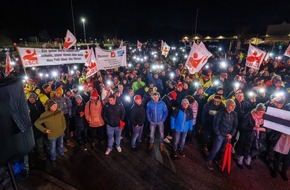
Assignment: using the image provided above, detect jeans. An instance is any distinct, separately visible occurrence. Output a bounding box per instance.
[237,155,251,165]
[48,135,65,161]
[149,122,164,145]
[106,125,122,149]
[207,135,227,161]
[131,125,143,148]
[173,131,188,151]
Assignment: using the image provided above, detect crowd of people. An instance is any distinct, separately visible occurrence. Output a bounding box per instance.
[1,42,290,181]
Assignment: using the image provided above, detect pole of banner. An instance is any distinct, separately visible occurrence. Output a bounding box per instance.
[16,46,28,77]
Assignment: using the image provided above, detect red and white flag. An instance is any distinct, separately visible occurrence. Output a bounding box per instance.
[185,42,210,74]
[161,41,170,57]
[246,44,266,70]
[63,30,77,50]
[137,40,142,49]
[5,52,14,77]
[198,42,213,64]
[119,40,124,48]
[85,48,99,78]
[284,44,290,58]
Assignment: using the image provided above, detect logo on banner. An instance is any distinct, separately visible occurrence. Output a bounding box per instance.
[189,53,203,68]
[111,52,116,57]
[117,50,125,56]
[23,49,38,65]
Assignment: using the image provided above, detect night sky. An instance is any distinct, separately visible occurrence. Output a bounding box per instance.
[1,0,289,43]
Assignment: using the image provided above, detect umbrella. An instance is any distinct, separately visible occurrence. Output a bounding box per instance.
[222,139,232,174]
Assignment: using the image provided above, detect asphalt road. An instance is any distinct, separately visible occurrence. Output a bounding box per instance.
[4,134,290,190]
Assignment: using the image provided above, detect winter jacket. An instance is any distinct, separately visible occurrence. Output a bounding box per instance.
[27,99,45,138]
[130,103,146,127]
[103,102,125,127]
[171,107,193,132]
[34,108,66,139]
[54,95,72,116]
[146,100,168,123]
[235,112,256,156]
[213,108,238,137]
[85,99,105,128]
[202,99,225,128]
[72,100,87,130]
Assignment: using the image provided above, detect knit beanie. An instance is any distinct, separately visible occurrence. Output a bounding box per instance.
[47,100,57,109]
[90,89,99,98]
[55,87,63,95]
[28,93,38,99]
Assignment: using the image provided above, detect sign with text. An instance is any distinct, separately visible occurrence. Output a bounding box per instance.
[95,46,127,70]
[17,47,88,67]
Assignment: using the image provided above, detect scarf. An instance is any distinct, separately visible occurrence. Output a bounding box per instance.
[251,110,264,138]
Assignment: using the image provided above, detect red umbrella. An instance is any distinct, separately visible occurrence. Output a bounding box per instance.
[222,139,232,174]
[227,142,232,174]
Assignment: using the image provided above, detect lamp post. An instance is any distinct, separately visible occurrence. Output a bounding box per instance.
[81,18,86,43]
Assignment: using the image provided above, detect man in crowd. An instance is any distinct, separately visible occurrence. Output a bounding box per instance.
[146,92,168,151]
[206,99,238,171]
[102,94,125,155]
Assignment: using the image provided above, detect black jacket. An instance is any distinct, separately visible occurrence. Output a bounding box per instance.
[102,102,125,127]
[130,103,146,127]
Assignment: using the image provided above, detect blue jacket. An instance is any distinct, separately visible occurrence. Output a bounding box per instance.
[146,100,168,123]
[171,107,193,132]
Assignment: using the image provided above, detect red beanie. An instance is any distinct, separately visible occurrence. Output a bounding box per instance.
[90,89,99,98]
[168,91,177,100]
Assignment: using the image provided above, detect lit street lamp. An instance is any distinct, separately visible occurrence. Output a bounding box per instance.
[81,18,86,43]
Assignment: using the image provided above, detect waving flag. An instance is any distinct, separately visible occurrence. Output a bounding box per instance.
[246,44,266,70]
[284,44,290,58]
[137,40,142,49]
[198,42,213,64]
[119,40,124,48]
[86,48,98,78]
[63,30,77,50]
[185,42,210,74]
[5,52,14,77]
[161,41,170,57]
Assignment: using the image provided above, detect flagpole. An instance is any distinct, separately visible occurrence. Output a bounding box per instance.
[194,9,199,37]
[70,0,77,49]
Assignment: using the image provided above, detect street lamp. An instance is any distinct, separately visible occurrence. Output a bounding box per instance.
[81,18,86,43]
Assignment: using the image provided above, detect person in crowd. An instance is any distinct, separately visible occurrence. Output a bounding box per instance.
[171,99,193,159]
[85,89,105,149]
[206,99,238,171]
[34,86,50,106]
[72,95,88,148]
[271,132,290,181]
[102,94,125,155]
[42,83,55,100]
[54,86,74,148]
[201,95,225,153]
[235,103,266,170]
[146,92,168,151]
[193,85,208,134]
[185,95,198,144]
[232,90,252,148]
[130,95,146,151]
[162,91,177,144]
[147,72,164,96]
[27,92,46,160]
[101,83,114,105]
[34,100,67,167]
[132,76,146,92]
[173,82,186,107]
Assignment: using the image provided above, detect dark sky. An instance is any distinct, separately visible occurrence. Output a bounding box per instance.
[1,0,290,43]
